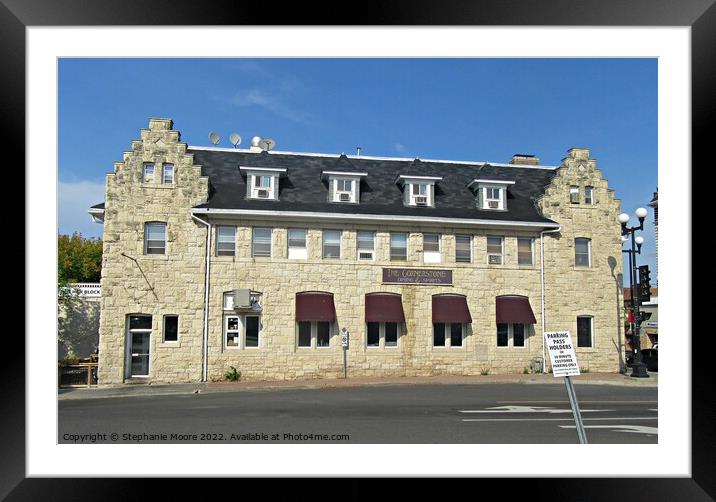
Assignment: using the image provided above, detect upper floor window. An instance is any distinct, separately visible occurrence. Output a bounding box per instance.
[162,163,174,184]
[469,180,514,210]
[423,233,441,263]
[585,186,594,205]
[357,231,375,260]
[323,230,341,259]
[322,171,367,204]
[487,236,503,265]
[517,238,534,266]
[455,235,472,263]
[334,179,355,202]
[397,175,441,207]
[144,222,166,255]
[288,228,308,260]
[216,226,236,257]
[575,238,591,267]
[570,186,580,204]
[252,227,272,257]
[143,163,155,183]
[240,167,286,201]
[390,232,408,261]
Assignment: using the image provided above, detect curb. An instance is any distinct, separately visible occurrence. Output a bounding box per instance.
[58,374,657,400]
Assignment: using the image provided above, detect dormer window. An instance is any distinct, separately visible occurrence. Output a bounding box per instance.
[396,175,442,207]
[240,166,287,201]
[468,179,515,211]
[321,171,367,204]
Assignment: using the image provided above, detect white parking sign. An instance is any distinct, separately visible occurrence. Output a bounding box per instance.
[544,331,580,377]
[340,327,349,348]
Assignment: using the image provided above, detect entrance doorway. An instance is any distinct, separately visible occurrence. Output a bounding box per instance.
[126,315,151,378]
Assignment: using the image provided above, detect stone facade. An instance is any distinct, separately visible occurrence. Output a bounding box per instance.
[96,119,624,384]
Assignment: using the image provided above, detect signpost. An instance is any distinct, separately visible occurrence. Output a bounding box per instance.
[544,331,588,444]
[340,327,349,379]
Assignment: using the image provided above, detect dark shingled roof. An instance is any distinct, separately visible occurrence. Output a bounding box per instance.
[189,149,558,224]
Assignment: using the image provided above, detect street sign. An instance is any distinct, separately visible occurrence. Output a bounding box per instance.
[340,327,349,348]
[544,331,581,377]
[544,330,588,444]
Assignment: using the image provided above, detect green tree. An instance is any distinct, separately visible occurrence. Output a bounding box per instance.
[58,232,103,284]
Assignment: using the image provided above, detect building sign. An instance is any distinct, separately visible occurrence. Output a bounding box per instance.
[382,268,453,285]
[544,331,580,377]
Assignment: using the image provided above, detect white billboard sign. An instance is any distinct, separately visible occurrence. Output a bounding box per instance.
[544,331,580,377]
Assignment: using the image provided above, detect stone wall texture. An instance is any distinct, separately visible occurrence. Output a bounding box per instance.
[97,120,624,384]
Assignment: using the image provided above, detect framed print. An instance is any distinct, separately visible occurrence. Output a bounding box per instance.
[7,0,708,498]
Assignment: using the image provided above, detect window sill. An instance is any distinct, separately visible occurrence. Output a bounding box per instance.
[159,341,181,348]
[141,183,175,189]
[141,254,169,261]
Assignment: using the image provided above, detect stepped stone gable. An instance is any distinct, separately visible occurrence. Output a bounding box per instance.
[98,118,209,384]
[96,119,624,384]
[537,147,625,371]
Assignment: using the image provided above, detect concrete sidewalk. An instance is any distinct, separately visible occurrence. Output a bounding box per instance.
[58,371,657,401]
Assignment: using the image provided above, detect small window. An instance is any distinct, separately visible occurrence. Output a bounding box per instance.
[129,315,152,331]
[482,186,504,210]
[252,228,272,257]
[423,233,441,263]
[225,316,240,348]
[410,183,430,206]
[163,315,178,342]
[517,238,534,266]
[288,229,308,260]
[455,235,472,263]
[255,175,271,188]
[487,236,503,265]
[585,186,594,205]
[497,323,527,347]
[357,231,375,260]
[144,222,166,255]
[323,230,341,259]
[250,174,275,199]
[433,322,463,348]
[143,163,155,183]
[577,316,593,347]
[496,324,509,347]
[575,238,591,267]
[216,226,236,256]
[337,179,353,192]
[412,183,427,196]
[297,321,312,348]
[245,316,260,348]
[366,322,399,348]
[570,186,580,204]
[223,292,235,310]
[316,321,331,347]
[390,233,408,261]
[162,164,174,184]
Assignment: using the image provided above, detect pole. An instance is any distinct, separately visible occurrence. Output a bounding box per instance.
[630,230,648,378]
[564,376,588,444]
[343,346,347,379]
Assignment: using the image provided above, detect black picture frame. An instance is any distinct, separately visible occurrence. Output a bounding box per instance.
[6,0,706,498]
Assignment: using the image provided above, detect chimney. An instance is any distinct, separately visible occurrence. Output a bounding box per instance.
[510,154,540,166]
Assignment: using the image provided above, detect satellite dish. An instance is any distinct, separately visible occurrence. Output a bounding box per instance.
[258,138,276,151]
[209,131,220,145]
[229,133,242,148]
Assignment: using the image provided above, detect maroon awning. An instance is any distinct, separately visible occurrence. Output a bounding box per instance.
[432,294,472,323]
[495,295,537,324]
[295,292,336,322]
[365,293,405,323]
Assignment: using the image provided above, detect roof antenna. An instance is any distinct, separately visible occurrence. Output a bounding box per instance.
[229,133,242,148]
[258,138,277,152]
[208,132,220,146]
[356,146,362,157]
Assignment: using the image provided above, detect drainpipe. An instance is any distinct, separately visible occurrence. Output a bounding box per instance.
[191,212,211,382]
[540,225,561,373]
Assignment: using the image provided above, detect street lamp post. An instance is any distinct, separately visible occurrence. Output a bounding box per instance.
[619,208,649,378]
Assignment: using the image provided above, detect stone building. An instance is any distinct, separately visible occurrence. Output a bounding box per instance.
[89,118,624,384]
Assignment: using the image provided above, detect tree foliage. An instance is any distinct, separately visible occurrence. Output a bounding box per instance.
[58,232,103,284]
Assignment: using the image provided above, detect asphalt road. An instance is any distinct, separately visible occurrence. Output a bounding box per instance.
[58,383,657,444]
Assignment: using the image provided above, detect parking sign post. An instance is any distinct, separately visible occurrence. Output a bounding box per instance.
[544,330,588,444]
[340,328,349,379]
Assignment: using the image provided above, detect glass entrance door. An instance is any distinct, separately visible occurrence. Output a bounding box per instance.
[130,332,150,377]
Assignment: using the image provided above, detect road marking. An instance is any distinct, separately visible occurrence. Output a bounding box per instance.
[462,416,657,422]
[649,408,658,412]
[459,406,612,414]
[560,425,658,435]
[496,401,657,404]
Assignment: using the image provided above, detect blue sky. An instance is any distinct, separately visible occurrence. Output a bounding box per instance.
[58,58,658,282]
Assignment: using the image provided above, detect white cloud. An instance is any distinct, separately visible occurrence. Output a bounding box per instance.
[58,180,105,239]
[228,87,311,124]
[394,143,407,154]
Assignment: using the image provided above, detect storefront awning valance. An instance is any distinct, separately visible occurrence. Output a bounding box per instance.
[495,295,537,324]
[295,292,336,322]
[365,293,405,323]
[432,294,472,323]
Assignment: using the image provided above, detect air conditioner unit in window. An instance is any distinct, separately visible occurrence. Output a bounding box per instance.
[487,200,499,209]
[338,192,351,202]
[414,196,428,206]
[488,255,502,265]
[256,189,270,198]
[358,251,374,260]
